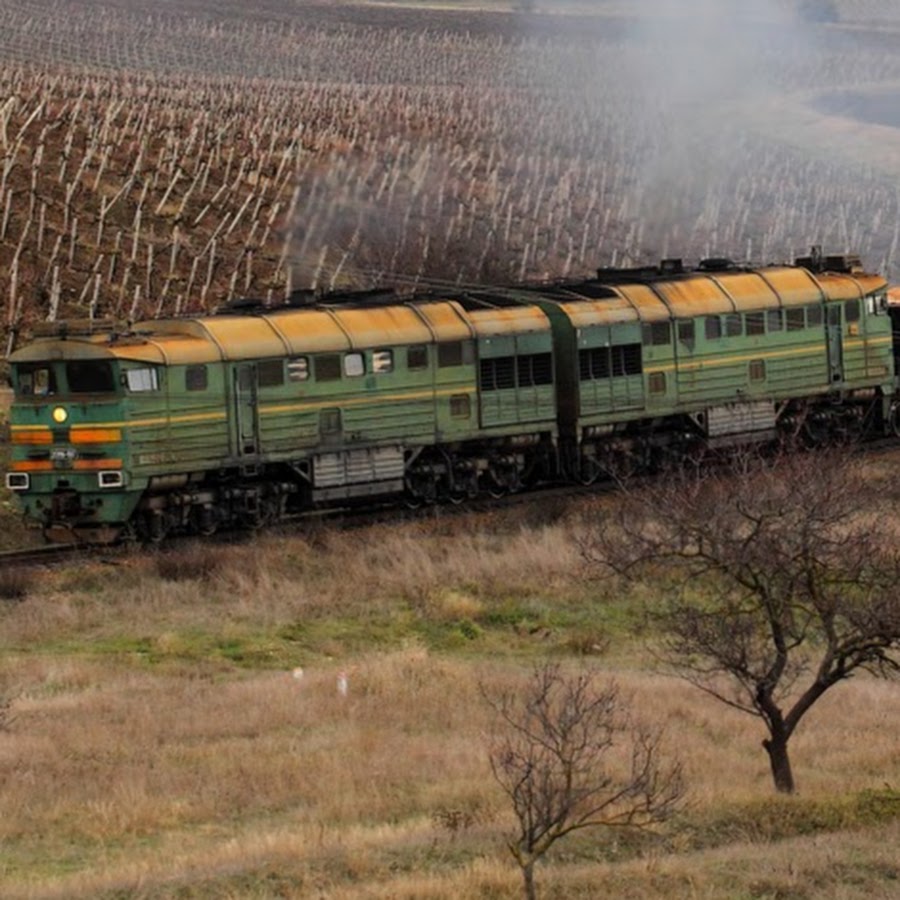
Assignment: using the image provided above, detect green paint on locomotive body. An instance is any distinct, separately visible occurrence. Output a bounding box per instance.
[3,259,893,541]
[521,262,893,443]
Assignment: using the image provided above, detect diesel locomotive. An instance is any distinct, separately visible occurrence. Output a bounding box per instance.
[3,251,895,543]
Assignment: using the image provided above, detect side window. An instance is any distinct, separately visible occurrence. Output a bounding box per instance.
[480,357,515,391]
[827,305,842,327]
[642,321,671,346]
[407,345,428,370]
[767,309,783,333]
[579,345,641,378]
[806,304,823,327]
[579,347,610,381]
[705,316,721,340]
[186,365,208,391]
[258,359,284,387]
[725,314,742,337]
[372,350,393,374]
[315,355,341,382]
[612,344,642,377]
[677,320,695,347]
[287,357,309,381]
[125,367,159,392]
[438,342,463,368]
[845,299,860,323]
[517,353,553,386]
[343,352,365,377]
[786,308,805,331]
[745,312,765,336]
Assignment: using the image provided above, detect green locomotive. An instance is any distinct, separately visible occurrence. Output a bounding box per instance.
[4,291,557,542]
[3,253,893,543]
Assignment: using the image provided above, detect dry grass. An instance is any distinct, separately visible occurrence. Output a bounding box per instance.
[0,649,897,898]
[0,500,898,897]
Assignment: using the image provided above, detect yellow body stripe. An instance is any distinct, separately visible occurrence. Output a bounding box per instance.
[650,336,892,374]
[260,387,471,417]
[99,412,228,428]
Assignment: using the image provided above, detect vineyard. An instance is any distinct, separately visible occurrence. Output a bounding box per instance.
[1,0,900,352]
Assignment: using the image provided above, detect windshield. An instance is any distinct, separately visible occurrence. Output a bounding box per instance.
[15,364,58,397]
[13,361,118,397]
[65,361,116,394]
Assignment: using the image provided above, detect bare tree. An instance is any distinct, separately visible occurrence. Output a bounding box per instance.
[584,449,900,794]
[483,663,684,900]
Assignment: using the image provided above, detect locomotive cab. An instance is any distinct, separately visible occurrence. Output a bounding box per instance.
[5,342,135,543]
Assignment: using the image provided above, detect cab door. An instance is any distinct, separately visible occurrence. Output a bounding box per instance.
[233,363,260,456]
[826,305,844,385]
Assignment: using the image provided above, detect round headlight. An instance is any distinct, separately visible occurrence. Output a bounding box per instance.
[52,406,68,424]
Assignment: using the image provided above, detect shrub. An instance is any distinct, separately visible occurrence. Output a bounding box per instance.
[0,567,34,601]
[154,542,223,582]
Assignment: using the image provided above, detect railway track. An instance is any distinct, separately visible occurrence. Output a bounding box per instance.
[2,438,897,571]
[0,543,88,568]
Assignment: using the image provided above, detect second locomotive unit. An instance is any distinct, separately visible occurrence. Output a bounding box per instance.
[4,251,894,542]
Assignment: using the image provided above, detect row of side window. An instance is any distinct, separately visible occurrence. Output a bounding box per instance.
[579,344,642,381]
[480,353,554,391]
[172,342,473,392]
[643,299,863,348]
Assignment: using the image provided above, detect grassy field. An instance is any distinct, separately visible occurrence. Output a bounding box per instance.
[0,504,899,898]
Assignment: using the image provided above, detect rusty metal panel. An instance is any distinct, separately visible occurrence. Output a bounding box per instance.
[194,316,288,359]
[714,272,782,311]
[329,305,435,347]
[817,272,887,301]
[466,306,551,337]
[413,301,475,341]
[112,337,221,365]
[760,266,826,307]
[266,309,352,354]
[554,296,638,328]
[136,315,289,360]
[613,284,672,321]
[652,277,733,316]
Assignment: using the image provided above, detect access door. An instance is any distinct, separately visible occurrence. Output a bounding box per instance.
[233,363,260,456]
[826,305,844,385]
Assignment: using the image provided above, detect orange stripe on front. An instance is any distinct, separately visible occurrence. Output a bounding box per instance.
[73,459,122,471]
[70,428,123,444]
[10,460,54,472]
[11,430,52,445]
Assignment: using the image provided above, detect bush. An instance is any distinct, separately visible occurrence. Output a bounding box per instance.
[154,542,223,582]
[0,567,34,601]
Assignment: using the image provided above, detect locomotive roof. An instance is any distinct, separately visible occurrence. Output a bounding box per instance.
[9,262,884,366]
[516,265,887,326]
[131,296,550,361]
